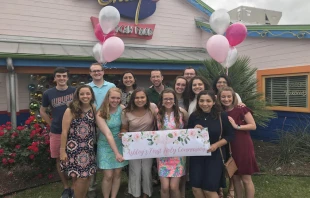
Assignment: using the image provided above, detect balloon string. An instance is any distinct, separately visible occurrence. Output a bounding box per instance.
[135,0,142,25]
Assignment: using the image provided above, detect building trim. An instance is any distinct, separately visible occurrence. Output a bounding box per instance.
[195,19,310,39]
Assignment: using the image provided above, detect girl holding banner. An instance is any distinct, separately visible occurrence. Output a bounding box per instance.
[188,90,234,198]
[121,88,157,198]
[156,88,189,198]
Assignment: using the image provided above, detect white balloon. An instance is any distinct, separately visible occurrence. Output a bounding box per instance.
[209,9,231,35]
[99,6,120,34]
[221,46,238,68]
[92,43,105,63]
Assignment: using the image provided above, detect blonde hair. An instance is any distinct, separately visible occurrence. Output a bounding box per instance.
[218,87,238,109]
[98,87,122,120]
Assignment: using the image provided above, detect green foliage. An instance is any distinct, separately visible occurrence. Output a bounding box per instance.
[198,56,276,127]
[274,118,310,165]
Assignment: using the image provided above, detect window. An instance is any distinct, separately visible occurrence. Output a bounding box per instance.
[265,75,308,108]
[257,66,310,112]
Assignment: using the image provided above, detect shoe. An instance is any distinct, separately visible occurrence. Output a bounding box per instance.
[61,188,72,198]
[70,189,74,198]
[226,189,235,198]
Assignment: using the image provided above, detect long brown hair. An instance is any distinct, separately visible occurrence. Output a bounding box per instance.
[188,76,211,101]
[157,88,183,129]
[194,90,221,119]
[69,85,95,118]
[124,87,151,113]
[173,76,189,110]
[98,87,122,120]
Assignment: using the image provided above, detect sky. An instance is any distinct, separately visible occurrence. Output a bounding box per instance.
[202,0,310,25]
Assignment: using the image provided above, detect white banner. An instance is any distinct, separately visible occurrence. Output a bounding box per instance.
[122,128,211,160]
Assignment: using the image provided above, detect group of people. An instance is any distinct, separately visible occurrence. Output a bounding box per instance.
[40,64,259,198]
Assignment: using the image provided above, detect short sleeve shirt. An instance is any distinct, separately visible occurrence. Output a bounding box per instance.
[146,85,168,105]
[88,80,116,110]
[42,87,76,134]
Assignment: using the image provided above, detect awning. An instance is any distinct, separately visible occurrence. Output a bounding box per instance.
[0,40,209,64]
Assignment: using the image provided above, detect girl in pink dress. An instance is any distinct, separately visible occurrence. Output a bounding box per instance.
[156,88,189,198]
[218,87,259,198]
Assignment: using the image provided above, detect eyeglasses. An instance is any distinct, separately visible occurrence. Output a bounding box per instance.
[217,81,227,84]
[90,70,103,73]
[163,98,174,102]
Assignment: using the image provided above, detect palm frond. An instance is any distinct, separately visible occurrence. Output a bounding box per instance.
[198,56,276,127]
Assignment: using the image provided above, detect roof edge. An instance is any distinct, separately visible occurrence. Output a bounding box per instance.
[195,19,310,39]
[0,53,203,64]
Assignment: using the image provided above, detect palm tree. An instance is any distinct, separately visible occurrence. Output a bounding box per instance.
[198,56,276,127]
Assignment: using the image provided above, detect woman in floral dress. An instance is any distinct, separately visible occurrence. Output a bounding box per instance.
[156,88,188,198]
[60,85,97,198]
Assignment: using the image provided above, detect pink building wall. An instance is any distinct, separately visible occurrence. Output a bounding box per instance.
[0,0,206,48]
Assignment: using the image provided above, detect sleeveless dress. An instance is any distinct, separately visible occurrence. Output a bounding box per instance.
[227,107,259,175]
[60,109,96,178]
[157,112,186,177]
[97,106,128,169]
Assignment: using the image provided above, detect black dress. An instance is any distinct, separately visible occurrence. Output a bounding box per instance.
[188,111,234,192]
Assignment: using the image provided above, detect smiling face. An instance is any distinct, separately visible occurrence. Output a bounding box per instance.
[220,90,234,108]
[109,90,121,108]
[198,94,215,113]
[54,72,68,87]
[79,87,93,104]
[123,73,135,88]
[162,93,175,110]
[184,68,196,81]
[134,91,147,108]
[192,79,205,95]
[175,78,187,94]
[150,71,163,87]
[216,77,228,90]
[89,64,104,81]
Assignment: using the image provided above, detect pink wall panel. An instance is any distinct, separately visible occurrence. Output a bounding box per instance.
[0,0,207,48]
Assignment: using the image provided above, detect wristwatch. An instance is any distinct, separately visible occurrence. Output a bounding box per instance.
[237,125,241,129]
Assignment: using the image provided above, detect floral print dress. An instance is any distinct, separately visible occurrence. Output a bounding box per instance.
[60,109,96,178]
[157,112,186,177]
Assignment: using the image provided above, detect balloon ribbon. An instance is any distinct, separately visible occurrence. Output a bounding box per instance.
[135,0,142,25]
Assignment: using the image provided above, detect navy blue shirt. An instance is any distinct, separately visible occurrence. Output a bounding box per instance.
[42,87,76,134]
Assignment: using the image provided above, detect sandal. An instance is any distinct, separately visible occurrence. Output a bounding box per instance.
[218,188,224,198]
[226,189,235,198]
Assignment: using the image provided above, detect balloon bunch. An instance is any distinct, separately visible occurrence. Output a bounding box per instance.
[206,9,247,71]
[93,6,125,64]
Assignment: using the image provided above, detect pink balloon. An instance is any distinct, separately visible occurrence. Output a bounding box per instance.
[226,23,247,46]
[206,35,229,63]
[102,37,125,62]
[95,23,116,43]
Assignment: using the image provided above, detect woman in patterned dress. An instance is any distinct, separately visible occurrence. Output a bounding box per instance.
[218,87,258,198]
[96,87,128,198]
[60,85,98,198]
[117,71,137,107]
[157,88,189,198]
